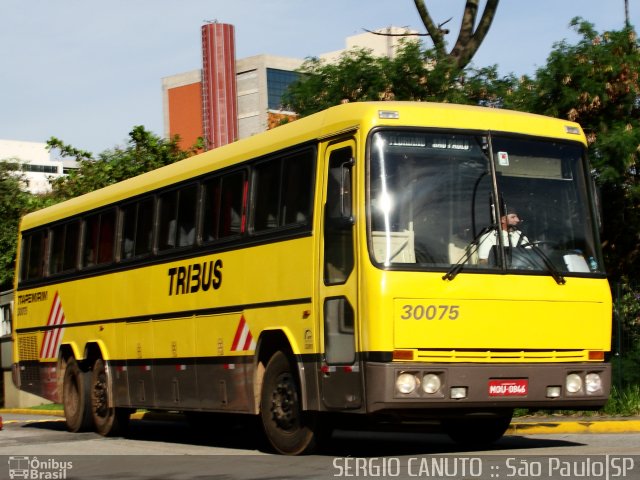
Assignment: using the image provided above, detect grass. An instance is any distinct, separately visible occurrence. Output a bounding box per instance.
[28,403,63,411]
[515,384,640,418]
[602,385,640,416]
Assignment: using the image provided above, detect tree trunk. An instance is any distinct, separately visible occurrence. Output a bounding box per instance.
[413,0,500,70]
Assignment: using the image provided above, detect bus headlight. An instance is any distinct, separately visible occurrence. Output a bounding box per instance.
[396,373,418,394]
[585,373,602,394]
[422,373,442,394]
[566,373,583,393]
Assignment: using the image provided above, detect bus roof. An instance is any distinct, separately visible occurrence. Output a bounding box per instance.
[20,101,585,230]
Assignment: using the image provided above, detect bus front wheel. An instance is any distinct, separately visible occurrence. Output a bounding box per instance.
[260,351,320,455]
[62,357,93,432]
[91,358,130,436]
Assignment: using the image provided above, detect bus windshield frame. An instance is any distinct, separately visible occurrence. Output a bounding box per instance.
[366,128,604,278]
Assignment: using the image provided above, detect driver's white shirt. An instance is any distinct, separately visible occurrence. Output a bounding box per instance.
[477,229,528,261]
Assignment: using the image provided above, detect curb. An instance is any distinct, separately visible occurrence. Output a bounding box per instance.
[2,409,639,435]
[508,418,640,435]
[0,408,148,420]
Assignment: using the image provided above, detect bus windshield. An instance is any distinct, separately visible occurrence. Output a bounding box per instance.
[368,130,603,276]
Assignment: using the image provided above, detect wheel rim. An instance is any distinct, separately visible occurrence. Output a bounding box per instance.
[93,368,109,420]
[270,373,298,431]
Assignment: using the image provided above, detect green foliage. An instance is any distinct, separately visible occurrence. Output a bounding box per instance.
[49,126,193,201]
[515,384,640,417]
[511,19,640,279]
[612,283,640,386]
[0,161,31,289]
[603,385,640,416]
[285,39,518,114]
[0,127,195,290]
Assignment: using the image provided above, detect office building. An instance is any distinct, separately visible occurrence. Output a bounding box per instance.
[162,25,416,150]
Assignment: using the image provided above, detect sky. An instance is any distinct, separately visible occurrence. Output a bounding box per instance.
[1,1,638,155]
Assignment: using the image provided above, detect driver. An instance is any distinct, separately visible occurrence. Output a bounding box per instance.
[478,207,528,264]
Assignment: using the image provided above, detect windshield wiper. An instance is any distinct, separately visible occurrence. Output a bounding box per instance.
[522,241,566,285]
[442,224,496,281]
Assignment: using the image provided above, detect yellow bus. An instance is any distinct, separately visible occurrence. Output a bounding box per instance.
[12,102,611,454]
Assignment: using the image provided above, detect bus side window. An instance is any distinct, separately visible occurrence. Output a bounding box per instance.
[122,197,155,259]
[158,190,178,250]
[49,224,65,274]
[252,148,315,233]
[159,185,198,250]
[203,171,246,242]
[21,230,47,281]
[202,177,222,242]
[82,209,116,268]
[219,171,246,238]
[63,222,80,271]
[253,160,282,231]
[177,185,198,247]
[281,150,314,225]
[98,210,115,264]
[50,221,80,274]
[136,198,154,256]
[121,203,137,259]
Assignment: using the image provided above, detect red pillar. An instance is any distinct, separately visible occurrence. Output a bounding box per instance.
[201,23,238,150]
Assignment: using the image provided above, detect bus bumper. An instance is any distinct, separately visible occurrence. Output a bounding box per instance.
[365,361,611,413]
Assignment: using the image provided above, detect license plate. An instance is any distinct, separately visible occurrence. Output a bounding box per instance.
[488,379,528,397]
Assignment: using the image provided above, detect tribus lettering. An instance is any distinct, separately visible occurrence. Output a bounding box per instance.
[168,259,223,295]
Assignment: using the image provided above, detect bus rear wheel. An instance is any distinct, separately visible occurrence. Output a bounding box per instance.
[91,358,130,436]
[260,351,320,455]
[62,357,93,432]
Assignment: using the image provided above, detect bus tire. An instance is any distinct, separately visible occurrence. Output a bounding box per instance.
[260,351,320,455]
[62,357,93,432]
[90,358,130,436]
[444,410,513,447]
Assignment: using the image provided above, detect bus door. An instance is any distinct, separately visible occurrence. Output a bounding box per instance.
[318,140,363,410]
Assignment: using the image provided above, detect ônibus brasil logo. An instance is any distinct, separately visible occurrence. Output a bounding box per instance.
[8,456,73,479]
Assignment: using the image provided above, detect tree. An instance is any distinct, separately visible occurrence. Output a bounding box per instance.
[286,1,502,114]
[0,161,31,289]
[285,39,513,114]
[504,18,640,279]
[413,0,499,71]
[0,126,196,290]
[49,126,195,200]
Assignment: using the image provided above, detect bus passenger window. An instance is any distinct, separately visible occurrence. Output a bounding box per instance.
[82,210,115,267]
[158,191,178,250]
[281,151,314,225]
[219,172,246,238]
[253,160,281,231]
[49,224,65,274]
[177,185,198,247]
[122,198,154,259]
[204,174,247,242]
[136,198,154,256]
[63,222,80,271]
[98,210,115,264]
[159,186,198,250]
[50,222,80,274]
[121,203,137,259]
[202,178,221,242]
[83,215,100,267]
[21,230,47,281]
